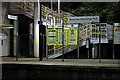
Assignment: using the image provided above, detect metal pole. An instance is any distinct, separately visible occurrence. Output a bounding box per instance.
[51,0,53,10]
[46,13,48,59]
[77,24,80,59]
[99,23,101,63]
[62,24,64,62]
[14,20,19,61]
[86,38,89,59]
[58,0,64,62]
[58,0,60,13]
[113,23,115,59]
[92,44,95,59]
[87,39,90,59]
[58,0,60,24]
[29,23,33,57]
[43,34,45,59]
[86,24,90,59]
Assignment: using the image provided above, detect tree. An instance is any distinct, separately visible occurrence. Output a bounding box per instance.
[42,2,120,23]
[61,2,119,23]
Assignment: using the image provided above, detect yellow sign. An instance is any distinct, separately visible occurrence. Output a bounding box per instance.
[47,29,56,45]
[63,15,68,24]
[67,28,78,45]
[47,27,78,46]
[57,28,68,45]
[114,23,120,44]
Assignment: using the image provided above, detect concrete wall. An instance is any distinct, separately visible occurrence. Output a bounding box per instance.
[0,2,10,56]
[1,29,10,56]
[0,1,2,25]
[0,2,2,56]
[0,29,2,56]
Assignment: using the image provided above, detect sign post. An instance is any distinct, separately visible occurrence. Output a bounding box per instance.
[86,38,90,58]
[113,23,115,59]
[99,23,101,63]
[77,24,81,59]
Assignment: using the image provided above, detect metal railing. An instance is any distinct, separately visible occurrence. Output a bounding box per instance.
[48,45,78,59]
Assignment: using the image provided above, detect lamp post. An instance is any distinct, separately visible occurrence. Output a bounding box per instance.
[58,0,64,62]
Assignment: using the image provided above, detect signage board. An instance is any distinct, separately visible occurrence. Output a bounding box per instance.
[63,15,68,24]
[68,16,99,23]
[0,36,7,39]
[8,15,18,20]
[107,24,113,40]
[47,28,78,45]
[67,28,78,45]
[47,29,56,45]
[57,29,67,45]
[114,23,120,44]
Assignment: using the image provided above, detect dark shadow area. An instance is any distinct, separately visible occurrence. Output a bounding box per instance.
[18,14,33,57]
[2,64,120,80]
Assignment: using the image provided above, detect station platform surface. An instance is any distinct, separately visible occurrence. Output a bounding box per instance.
[1,57,120,68]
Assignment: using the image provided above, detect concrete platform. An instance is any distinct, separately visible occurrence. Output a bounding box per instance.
[1,57,120,68]
[1,57,120,80]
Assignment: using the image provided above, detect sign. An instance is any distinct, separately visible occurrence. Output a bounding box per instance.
[63,15,68,24]
[0,36,7,39]
[57,29,67,45]
[47,29,56,45]
[8,15,18,20]
[114,23,120,44]
[107,24,113,40]
[68,16,99,23]
[55,24,78,28]
[47,28,78,45]
[68,28,78,45]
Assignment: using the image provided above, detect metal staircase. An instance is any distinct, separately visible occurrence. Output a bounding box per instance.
[48,45,78,59]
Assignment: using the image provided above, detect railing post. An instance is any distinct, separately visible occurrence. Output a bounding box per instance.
[77,24,80,59]
[99,23,101,63]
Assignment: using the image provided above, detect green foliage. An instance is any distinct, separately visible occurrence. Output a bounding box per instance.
[61,2,120,23]
[42,2,120,23]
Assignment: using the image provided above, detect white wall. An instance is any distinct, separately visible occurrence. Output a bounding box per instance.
[0,2,10,56]
[0,1,2,56]
[0,29,10,56]
[0,30,2,56]
[2,29,10,56]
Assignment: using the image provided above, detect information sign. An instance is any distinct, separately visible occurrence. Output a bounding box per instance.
[57,29,67,45]
[47,29,56,45]
[8,15,18,20]
[67,28,78,45]
[68,16,99,23]
[114,23,120,44]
